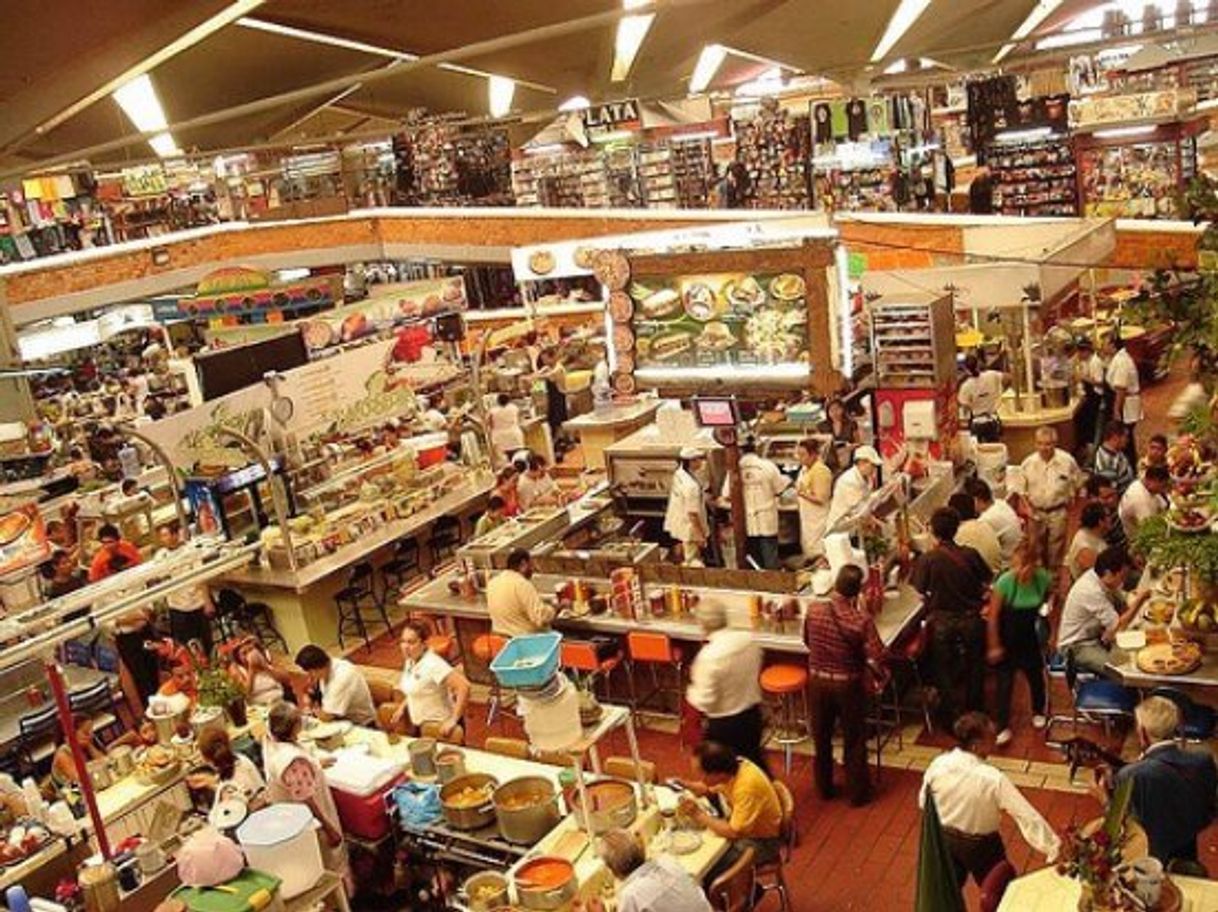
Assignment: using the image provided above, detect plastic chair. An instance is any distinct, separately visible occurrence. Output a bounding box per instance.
[484,736,530,760]
[708,846,756,912]
[625,632,684,722]
[1054,651,1137,742]
[760,664,810,776]
[754,779,795,911]
[68,679,122,746]
[18,706,61,775]
[93,643,120,675]
[979,860,1016,912]
[1042,615,1097,744]
[1149,686,1217,742]
[473,633,509,726]
[561,639,622,701]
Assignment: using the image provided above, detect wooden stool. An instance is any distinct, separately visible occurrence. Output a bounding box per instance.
[760,664,810,775]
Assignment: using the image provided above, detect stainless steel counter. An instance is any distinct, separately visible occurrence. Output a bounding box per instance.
[563,399,662,431]
[402,569,924,653]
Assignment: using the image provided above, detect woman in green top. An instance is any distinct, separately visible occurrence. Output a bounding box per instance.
[986,535,1051,746]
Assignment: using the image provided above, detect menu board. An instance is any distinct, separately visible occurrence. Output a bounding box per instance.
[626,272,809,370]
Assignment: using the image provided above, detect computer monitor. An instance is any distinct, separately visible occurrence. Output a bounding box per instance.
[692,397,740,428]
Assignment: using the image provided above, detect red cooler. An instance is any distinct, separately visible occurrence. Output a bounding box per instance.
[325,752,406,840]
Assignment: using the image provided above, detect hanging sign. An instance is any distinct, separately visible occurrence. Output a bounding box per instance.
[121,164,170,197]
[580,99,642,140]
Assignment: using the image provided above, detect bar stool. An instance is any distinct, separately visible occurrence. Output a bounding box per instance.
[625,632,683,722]
[381,538,421,598]
[760,664,810,775]
[877,619,934,747]
[429,516,462,566]
[561,639,622,701]
[472,633,509,726]
[335,562,386,651]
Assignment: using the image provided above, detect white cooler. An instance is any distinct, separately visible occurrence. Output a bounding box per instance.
[237,804,324,899]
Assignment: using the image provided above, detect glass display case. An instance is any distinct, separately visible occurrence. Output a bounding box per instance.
[1076,120,1202,219]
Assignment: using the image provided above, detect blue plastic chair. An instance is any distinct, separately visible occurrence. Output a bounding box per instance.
[1149,686,1218,742]
[1061,651,1137,738]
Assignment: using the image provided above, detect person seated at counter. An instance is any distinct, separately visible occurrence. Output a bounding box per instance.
[494,465,521,517]
[1092,421,1135,494]
[677,740,783,876]
[486,549,555,637]
[1118,464,1170,541]
[1066,502,1110,585]
[295,645,377,727]
[197,728,267,812]
[1057,547,1147,675]
[967,479,1021,569]
[948,493,1002,575]
[574,828,712,912]
[229,637,290,707]
[825,445,882,533]
[41,549,86,601]
[87,522,142,582]
[685,601,765,775]
[474,496,509,540]
[1102,696,1218,868]
[958,354,1006,443]
[517,455,561,511]
[388,620,470,740]
[50,714,106,792]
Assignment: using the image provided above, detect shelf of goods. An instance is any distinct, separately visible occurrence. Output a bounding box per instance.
[822,166,895,212]
[1076,120,1202,219]
[869,297,956,389]
[733,108,812,209]
[987,136,1078,217]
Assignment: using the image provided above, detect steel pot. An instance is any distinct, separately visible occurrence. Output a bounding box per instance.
[409,738,437,777]
[87,759,113,791]
[439,773,498,830]
[513,857,576,911]
[462,871,509,911]
[563,780,638,835]
[109,745,135,778]
[435,748,466,784]
[1041,381,1070,409]
[493,776,561,845]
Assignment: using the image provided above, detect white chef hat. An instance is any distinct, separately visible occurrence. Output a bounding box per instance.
[679,446,703,460]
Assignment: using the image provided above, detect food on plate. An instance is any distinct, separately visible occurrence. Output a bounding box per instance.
[647,331,695,361]
[612,326,635,353]
[1179,598,1218,632]
[1157,567,1186,596]
[770,273,806,301]
[1136,640,1202,676]
[340,312,369,342]
[682,283,718,321]
[1143,598,1176,626]
[573,246,598,269]
[745,310,801,362]
[593,251,631,290]
[638,288,682,320]
[446,784,492,808]
[696,321,736,352]
[725,275,766,309]
[1167,434,1212,479]
[515,858,574,888]
[608,291,634,323]
[528,251,556,275]
[0,512,31,547]
[1167,506,1211,531]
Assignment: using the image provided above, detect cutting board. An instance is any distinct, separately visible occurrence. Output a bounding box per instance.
[172,869,282,912]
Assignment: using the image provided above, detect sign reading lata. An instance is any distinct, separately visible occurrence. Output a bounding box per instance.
[581,99,642,139]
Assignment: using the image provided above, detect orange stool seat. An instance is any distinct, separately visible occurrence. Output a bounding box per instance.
[427,635,454,658]
[562,641,622,675]
[473,633,507,662]
[761,665,809,695]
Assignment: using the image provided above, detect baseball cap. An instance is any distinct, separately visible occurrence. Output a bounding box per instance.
[854,446,882,466]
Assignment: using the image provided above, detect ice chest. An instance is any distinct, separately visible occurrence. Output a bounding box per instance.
[325,750,407,840]
[172,867,284,912]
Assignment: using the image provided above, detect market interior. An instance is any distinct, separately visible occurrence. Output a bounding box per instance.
[8,3,1218,912]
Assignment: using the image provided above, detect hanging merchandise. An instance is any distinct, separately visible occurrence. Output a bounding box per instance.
[829,100,850,141]
[846,99,868,141]
[813,103,832,144]
[731,102,812,209]
[867,99,890,136]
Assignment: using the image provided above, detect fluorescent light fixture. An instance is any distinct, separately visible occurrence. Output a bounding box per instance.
[690,44,728,93]
[559,95,591,111]
[489,75,516,117]
[613,9,654,81]
[1092,125,1157,138]
[277,268,311,282]
[871,0,933,63]
[735,67,785,98]
[993,126,1054,142]
[590,129,636,143]
[884,59,909,75]
[112,74,182,158]
[1035,28,1102,50]
[994,0,1065,63]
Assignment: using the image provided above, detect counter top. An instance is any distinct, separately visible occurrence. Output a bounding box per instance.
[564,400,662,431]
[999,868,1218,911]
[403,569,923,653]
[223,478,493,592]
[997,393,1079,427]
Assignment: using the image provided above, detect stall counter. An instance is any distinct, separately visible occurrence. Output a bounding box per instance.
[563,400,663,470]
[997,393,1080,462]
[999,867,1218,911]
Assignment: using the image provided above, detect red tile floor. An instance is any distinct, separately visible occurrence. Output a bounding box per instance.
[344,367,1218,909]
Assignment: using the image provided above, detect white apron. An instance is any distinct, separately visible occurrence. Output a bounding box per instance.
[796,466,829,558]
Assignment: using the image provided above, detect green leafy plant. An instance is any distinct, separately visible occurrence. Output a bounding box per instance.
[1131,512,1218,583]
[196,667,243,709]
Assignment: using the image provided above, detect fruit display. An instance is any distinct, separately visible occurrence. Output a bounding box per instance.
[1178,598,1218,634]
[1142,598,1177,626]
[1166,505,1212,533]
[1166,434,1213,481]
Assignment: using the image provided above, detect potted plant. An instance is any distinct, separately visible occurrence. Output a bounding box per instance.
[196,667,247,727]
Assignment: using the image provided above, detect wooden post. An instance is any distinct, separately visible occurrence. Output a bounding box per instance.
[722,434,748,570]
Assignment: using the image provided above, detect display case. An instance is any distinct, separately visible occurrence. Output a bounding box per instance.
[988,135,1078,217]
[1075,119,1204,219]
[869,295,956,389]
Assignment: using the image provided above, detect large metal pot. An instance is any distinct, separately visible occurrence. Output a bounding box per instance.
[1041,381,1070,409]
[513,857,576,911]
[439,773,498,830]
[562,780,638,835]
[493,776,561,845]
[462,871,509,911]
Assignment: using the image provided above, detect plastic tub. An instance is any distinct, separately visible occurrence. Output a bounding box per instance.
[236,804,324,899]
[519,673,581,751]
[489,632,562,689]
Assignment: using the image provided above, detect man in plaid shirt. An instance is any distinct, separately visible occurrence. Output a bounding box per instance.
[803,565,886,806]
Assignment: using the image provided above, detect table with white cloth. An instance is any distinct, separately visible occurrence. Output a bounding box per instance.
[999,867,1218,911]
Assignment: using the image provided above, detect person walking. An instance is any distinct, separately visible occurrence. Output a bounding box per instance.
[1104,332,1142,464]
[803,565,885,805]
[988,538,1052,746]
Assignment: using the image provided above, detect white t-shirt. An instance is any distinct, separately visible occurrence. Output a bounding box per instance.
[664,467,706,543]
[321,657,376,726]
[959,370,1004,417]
[1118,479,1166,538]
[398,649,455,726]
[826,465,873,531]
[517,472,559,510]
[721,454,788,536]
[156,548,208,612]
[1106,348,1142,423]
[981,499,1023,566]
[488,402,526,455]
[1058,569,1120,650]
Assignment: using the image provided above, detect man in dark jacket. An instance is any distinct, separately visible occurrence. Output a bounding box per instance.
[1113,697,1217,866]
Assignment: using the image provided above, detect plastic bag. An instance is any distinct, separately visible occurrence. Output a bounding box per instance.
[391,782,442,830]
[176,826,245,887]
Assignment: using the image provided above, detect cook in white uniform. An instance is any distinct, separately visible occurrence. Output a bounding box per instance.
[664,447,710,566]
[1104,334,1142,463]
[720,438,789,570]
[488,393,527,461]
[959,354,1006,443]
[826,446,883,533]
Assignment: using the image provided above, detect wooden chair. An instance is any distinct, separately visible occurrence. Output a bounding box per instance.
[979,860,1015,912]
[755,780,795,911]
[419,720,464,745]
[708,846,755,912]
[603,756,656,783]
[484,736,530,760]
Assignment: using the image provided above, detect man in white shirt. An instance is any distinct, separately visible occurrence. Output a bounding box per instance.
[665,448,709,566]
[590,829,711,912]
[959,355,1006,442]
[486,549,555,637]
[156,522,214,655]
[720,438,789,570]
[826,445,883,532]
[517,454,561,511]
[1105,334,1142,463]
[1057,547,1146,674]
[920,712,1060,895]
[295,645,377,727]
[948,493,1002,574]
[1119,464,1170,540]
[686,601,765,773]
[1014,426,1083,572]
[967,479,1021,569]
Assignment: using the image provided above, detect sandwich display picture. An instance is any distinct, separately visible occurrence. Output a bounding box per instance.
[626,271,809,370]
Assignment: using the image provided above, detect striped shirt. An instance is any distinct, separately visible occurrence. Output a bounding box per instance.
[1092,445,1134,493]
